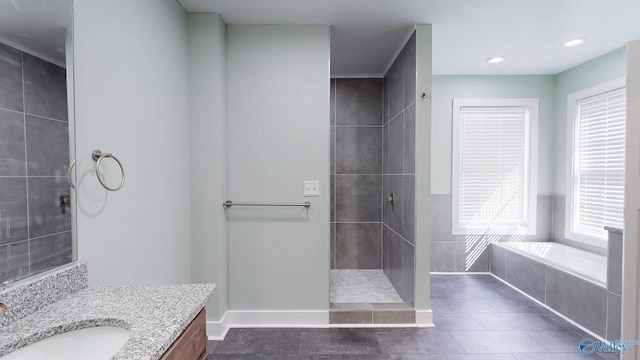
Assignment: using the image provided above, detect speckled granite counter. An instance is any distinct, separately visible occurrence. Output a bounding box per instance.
[0,263,215,360]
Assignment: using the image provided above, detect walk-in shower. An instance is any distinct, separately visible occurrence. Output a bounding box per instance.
[330,33,417,324]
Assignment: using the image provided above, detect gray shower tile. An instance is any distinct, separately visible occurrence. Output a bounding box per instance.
[402,33,416,108]
[545,267,607,337]
[606,292,621,340]
[330,78,335,126]
[505,252,546,302]
[335,175,382,222]
[0,43,23,112]
[383,175,390,225]
[0,109,26,176]
[330,175,335,222]
[387,115,404,174]
[330,126,335,175]
[0,177,29,245]
[329,311,372,324]
[22,53,68,121]
[607,230,623,295]
[382,122,389,174]
[27,177,72,238]
[400,240,415,303]
[335,78,383,125]
[0,240,29,283]
[403,104,415,174]
[459,241,490,272]
[335,223,382,269]
[387,175,403,234]
[30,231,72,275]
[431,194,454,241]
[551,195,565,242]
[25,115,70,176]
[335,127,382,175]
[490,244,507,279]
[330,223,335,269]
[402,175,415,243]
[526,195,552,242]
[385,57,404,122]
[430,242,456,272]
[373,310,415,324]
[384,228,403,288]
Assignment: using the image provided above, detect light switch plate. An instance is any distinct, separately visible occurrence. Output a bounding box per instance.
[304,181,320,197]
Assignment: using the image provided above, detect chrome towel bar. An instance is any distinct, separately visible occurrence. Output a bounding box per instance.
[223,200,311,208]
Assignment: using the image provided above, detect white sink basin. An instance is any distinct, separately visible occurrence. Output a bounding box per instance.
[3,326,130,360]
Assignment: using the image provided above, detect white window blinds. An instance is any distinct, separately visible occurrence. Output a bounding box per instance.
[452,99,538,235]
[569,87,626,241]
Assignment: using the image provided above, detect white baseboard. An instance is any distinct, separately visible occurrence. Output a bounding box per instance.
[207,310,329,340]
[415,309,434,327]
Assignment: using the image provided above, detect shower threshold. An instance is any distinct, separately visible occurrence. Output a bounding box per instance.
[330,269,414,325]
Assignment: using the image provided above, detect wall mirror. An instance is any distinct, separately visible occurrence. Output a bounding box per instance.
[0,0,75,286]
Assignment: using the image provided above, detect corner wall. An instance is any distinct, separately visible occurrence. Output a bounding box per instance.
[225,25,330,312]
[187,13,228,321]
[383,32,416,304]
[74,0,191,285]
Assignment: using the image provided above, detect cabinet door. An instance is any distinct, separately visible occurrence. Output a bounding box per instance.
[160,309,207,360]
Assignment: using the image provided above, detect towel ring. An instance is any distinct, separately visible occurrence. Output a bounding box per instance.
[67,160,76,189]
[92,150,125,191]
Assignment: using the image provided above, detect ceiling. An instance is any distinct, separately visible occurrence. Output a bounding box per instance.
[179,0,640,77]
[0,0,71,67]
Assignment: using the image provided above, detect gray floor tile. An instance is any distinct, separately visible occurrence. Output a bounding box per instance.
[450,330,547,353]
[430,355,517,360]
[376,328,465,354]
[433,314,484,331]
[299,329,381,355]
[470,312,563,331]
[430,298,494,314]
[214,329,300,354]
[514,353,619,360]
[525,330,589,352]
[483,297,549,314]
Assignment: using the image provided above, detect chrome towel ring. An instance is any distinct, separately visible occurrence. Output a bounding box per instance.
[92,150,125,191]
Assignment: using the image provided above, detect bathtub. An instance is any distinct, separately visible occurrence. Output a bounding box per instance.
[490,241,620,340]
[492,242,606,286]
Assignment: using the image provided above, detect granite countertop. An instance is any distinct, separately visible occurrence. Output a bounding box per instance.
[0,283,215,360]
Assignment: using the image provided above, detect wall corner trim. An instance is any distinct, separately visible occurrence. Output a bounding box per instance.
[415,309,435,327]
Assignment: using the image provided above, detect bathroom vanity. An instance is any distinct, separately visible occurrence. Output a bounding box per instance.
[0,262,215,360]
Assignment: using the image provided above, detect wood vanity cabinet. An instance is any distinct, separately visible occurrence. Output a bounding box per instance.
[160,309,207,360]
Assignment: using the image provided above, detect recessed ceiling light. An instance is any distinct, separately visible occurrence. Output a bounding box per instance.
[563,38,585,48]
[486,56,505,64]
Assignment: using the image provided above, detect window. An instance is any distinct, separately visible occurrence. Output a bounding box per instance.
[566,79,626,247]
[452,99,539,235]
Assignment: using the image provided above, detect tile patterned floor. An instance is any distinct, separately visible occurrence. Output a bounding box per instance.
[330,269,404,303]
[207,274,621,359]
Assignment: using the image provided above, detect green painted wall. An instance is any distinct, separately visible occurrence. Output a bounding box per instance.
[226,25,330,310]
[431,75,556,195]
[553,47,627,194]
[431,48,627,196]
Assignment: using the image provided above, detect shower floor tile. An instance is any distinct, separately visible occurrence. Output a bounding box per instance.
[330,269,403,303]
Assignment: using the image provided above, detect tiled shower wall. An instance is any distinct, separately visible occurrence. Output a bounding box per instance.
[0,43,72,284]
[382,33,416,304]
[330,78,384,269]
